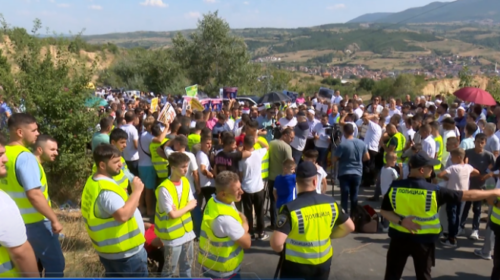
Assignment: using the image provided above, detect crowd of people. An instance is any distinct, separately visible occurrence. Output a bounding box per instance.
[3,88,500,279]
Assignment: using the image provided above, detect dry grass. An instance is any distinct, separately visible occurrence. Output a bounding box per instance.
[57,210,205,277]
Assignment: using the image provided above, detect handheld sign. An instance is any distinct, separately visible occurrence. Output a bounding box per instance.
[150,97,159,112]
[157,103,176,124]
[185,85,198,98]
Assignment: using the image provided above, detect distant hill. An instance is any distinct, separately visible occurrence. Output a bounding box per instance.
[350,0,500,24]
[348,13,393,23]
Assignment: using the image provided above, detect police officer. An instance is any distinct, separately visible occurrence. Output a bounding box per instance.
[270,161,355,280]
[381,151,500,280]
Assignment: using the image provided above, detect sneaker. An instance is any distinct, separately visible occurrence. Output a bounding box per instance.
[440,238,457,247]
[441,232,449,238]
[474,249,492,260]
[382,227,389,233]
[469,230,479,240]
[257,233,270,241]
[457,227,466,237]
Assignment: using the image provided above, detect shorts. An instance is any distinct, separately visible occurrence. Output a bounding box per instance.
[139,165,158,190]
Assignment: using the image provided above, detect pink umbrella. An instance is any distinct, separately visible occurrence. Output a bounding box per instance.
[453,87,497,106]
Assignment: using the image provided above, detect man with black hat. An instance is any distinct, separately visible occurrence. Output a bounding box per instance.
[270,161,354,280]
[381,151,500,280]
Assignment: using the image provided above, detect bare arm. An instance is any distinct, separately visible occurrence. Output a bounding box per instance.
[8,242,38,277]
[330,218,355,239]
[363,152,370,162]
[112,177,143,222]
[133,139,138,149]
[235,212,251,249]
[321,178,327,194]
[168,199,197,219]
[461,189,500,202]
[25,189,60,230]
[270,231,287,253]
[152,123,169,143]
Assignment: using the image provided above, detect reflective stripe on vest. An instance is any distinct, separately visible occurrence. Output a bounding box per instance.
[187,134,201,152]
[285,202,338,265]
[388,187,441,234]
[0,145,51,224]
[198,198,244,277]
[384,132,406,164]
[0,244,19,277]
[434,135,443,171]
[154,177,193,241]
[150,139,169,178]
[490,202,500,227]
[253,137,269,180]
[92,156,129,194]
[81,176,145,254]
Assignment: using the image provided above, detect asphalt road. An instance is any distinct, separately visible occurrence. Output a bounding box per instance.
[238,183,495,280]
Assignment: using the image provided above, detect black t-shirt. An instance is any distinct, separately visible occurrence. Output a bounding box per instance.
[381,177,463,243]
[214,150,243,174]
[276,191,349,276]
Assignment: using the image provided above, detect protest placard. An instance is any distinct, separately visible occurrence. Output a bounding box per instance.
[190,98,205,111]
[157,103,176,124]
[185,85,198,98]
[150,97,159,112]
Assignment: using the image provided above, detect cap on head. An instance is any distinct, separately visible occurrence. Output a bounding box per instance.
[296,161,317,179]
[409,151,440,169]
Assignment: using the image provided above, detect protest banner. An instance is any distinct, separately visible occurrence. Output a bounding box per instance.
[190,98,205,111]
[157,103,176,124]
[223,87,238,99]
[185,85,198,98]
[150,97,159,112]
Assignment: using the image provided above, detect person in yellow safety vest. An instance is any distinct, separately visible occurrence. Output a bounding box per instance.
[82,144,147,277]
[270,161,355,280]
[0,134,39,278]
[380,151,500,280]
[187,122,203,152]
[92,116,113,152]
[0,113,65,277]
[150,122,171,182]
[155,152,197,277]
[383,124,406,164]
[92,128,133,194]
[198,171,251,279]
[486,191,500,278]
[430,121,443,172]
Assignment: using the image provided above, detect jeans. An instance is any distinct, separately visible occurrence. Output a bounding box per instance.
[26,220,65,277]
[316,147,329,171]
[291,147,302,165]
[267,180,277,227]
[99,247,148,278]
[192,195,203,238]
[126,160,139,177]
[201,187,216,211]
[481,206,495,257]
[338,174,362,214]
[162,240,194,277]
[242,188,266,235]
[446,202,463,238]
[460,200,482,231]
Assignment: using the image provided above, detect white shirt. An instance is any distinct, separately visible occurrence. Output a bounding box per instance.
[495,130,500,143]
[279,117,297,128]
[190,120,196,128]
[354,108,363,119]
[138,131,153,167]
[313,123,331,148]
[380,166,399,196]
[0,190,27,249]
[364,120,382,152]
[389,108,401,118]
[422,135,437,159]
[369,104,383,114]
[239,149,268,193]
[158,180,196,246]
[331,95,343,105]
[121,124,139,161]
[307,119,320,139]
[404,128,416,142]
[196,150,214,187]
[341,121,358,143]
[226,118,235,131]
[164,148,199,193]
[315,166,327,194]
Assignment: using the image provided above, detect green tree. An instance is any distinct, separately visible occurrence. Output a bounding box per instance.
[486,76,500,102]
[458,66,478,88]
[358,77,375,91]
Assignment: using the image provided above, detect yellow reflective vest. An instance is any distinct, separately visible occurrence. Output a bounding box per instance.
[187,134,201,152]
[253,137,269,180]
[0,194,20,277]
[154,177,193,241]
[198,197,244,277]
[81,176,145,254]
[384,132,406,164]
[92,156,129,194]
[285,200,339,265]
[107,125,115,135]
[150,139,169,179]
[0,145,51,224]
[388,185,441,235]
[434,135,443,171]
[490,200,500,229]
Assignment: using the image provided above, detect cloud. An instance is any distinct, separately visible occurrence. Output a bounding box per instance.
[57,3,70,7]
[89,5,102,10]
[48,0,55,3]
[327,4,345,10]
[243,1,249,4]
[140,0,168,8]
[184,11,201,19]
[203,0,217,3]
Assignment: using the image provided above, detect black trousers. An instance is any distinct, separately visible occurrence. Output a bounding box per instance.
[362,150,378,186]
[384,238,434,280]
[125,160,139,177]
[201,187,216,211]
[491,232,500,279]
[242,189,266,235]
[268,180,276,227]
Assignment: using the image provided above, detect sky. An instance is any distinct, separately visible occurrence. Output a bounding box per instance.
[2,0,455,35]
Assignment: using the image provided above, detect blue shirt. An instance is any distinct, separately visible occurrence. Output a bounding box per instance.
[329,113,340,125]
[0,103,11,129]
[212,122,230,136]
[15,152,46,221]
[258,116,274,143]
[460,137,475,150]
[274,174,296,209]
[334,138,367,177]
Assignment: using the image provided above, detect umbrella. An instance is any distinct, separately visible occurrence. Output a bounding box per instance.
[453,87,496,106]
[257,92,291,104]
[85,97,108,108]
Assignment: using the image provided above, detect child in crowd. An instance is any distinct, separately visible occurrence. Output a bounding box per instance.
[438,148,479,247]
[302,149,327,194]
[273,159,297,210]
[380,152,401,232]
[155,152,197,277]
[144,222,164,275]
